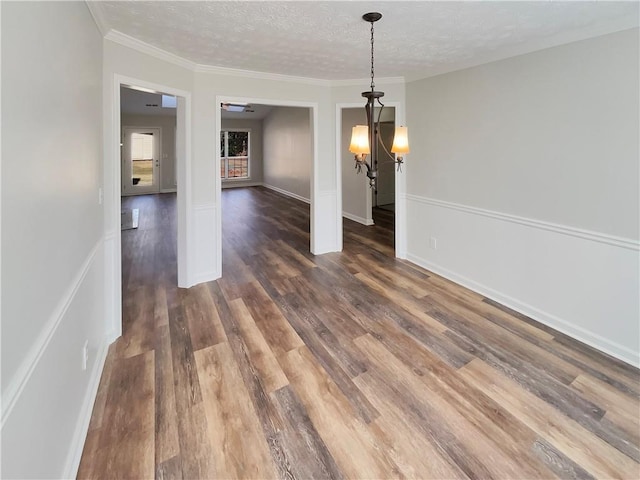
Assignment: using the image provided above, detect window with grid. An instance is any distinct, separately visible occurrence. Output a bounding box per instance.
[220,130,249,179]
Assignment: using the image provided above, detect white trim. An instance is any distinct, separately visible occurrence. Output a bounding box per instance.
[160,188,177,194]
[176,93,192,288]
[262,183,310,204]
[406,252,640,367]
[343,212,374,226]
[63,340,109,478]
[221,181,262,189]
[85,1,109,36]
[310,101,321,255]
[106,30,196,70]
[1,239,102,427]
[404,24,640,83]
[406,194,639,251]
[104,28,404,87]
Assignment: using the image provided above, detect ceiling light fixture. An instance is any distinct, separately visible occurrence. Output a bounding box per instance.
[349,12,409,189]
[222,102,250,112]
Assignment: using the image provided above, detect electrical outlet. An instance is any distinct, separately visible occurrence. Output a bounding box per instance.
[82,340,89,371]
[429,237,437,250]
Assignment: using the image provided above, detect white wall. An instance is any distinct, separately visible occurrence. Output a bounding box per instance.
[263,106,312,202]
[341,108,371,224]
[121,113,177,191]
[1,2,107,477]
[221,118,264,187]
[405,28,640,365]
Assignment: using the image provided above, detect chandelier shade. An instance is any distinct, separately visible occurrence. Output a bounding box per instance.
[349,125,370,155]
[391,126,410,154]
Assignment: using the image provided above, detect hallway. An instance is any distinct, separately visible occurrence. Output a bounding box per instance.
[78,187,639,479]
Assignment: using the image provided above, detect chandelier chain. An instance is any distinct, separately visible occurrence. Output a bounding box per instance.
[370,21,375,90]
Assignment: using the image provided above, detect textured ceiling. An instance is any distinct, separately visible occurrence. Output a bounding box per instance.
[91,1,639,80]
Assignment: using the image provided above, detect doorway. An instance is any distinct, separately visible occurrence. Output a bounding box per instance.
[337,102,402,256]
[107,75,191,340]
[215,96,319,276]
[340,106,395,222]
[121,127,161,195]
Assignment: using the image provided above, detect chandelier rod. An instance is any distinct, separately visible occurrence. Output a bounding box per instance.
[370,19,375,91]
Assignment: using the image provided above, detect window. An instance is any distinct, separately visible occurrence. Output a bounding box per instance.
[220,130,249,179]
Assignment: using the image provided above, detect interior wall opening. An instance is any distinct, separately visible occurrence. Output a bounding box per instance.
[340,105,396,252]
[217,100,315,278]
[114,82,188,340]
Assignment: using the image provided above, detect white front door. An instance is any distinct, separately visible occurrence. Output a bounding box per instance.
[122,127,161,195]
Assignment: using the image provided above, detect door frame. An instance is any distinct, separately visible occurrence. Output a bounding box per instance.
[106,74,192,340]
[215,96,319,277]
[121,126,162,196]
[335,101,407,258]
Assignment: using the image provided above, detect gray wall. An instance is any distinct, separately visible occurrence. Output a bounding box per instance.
[405,28,639,364]
[376,121,396,207]
[341,108,371,223]
[263,106,312,201]
[1,2,106,477]
[121,113,177,191]
[221,118,264,187]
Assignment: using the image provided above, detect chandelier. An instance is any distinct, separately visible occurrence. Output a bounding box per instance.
[349,12,409,189]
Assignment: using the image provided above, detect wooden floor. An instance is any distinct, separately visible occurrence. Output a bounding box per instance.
[78,187,640,479]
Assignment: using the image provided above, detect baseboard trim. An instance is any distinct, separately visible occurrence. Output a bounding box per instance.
[222,181,262,189]
[406,194,639,251]
[160,188,177,193]
[262,183,310,204]
[193,271,219,285]
[343,211,374,226]
[1,239,103,428]
[62,339,110,478]
[406,252,639,367]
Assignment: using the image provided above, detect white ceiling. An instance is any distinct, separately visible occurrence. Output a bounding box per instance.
[91,1,638,81]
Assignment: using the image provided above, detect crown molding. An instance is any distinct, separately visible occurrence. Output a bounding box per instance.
[405,22,639,83]
[105,30,197,71]
[85,1,109,36]
[194,63,331,86]
[103,29,407,87]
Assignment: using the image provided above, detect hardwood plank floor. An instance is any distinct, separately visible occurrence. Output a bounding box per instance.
[78,187,640,479]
